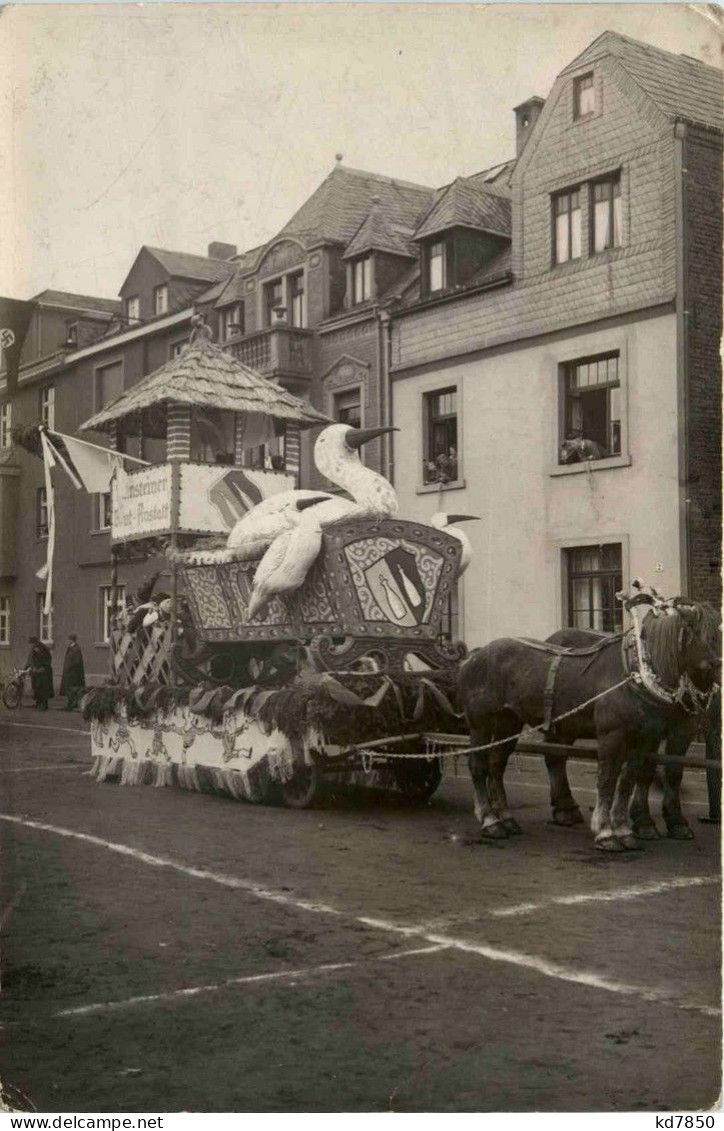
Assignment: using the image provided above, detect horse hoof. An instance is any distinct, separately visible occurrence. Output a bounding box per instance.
[552,807,584,827]
[595,835,626,853]
[633,821,660,841]
[502,817,523,835]
[617,834,641,851]
[667,824,695,841]
[481,822,509,840]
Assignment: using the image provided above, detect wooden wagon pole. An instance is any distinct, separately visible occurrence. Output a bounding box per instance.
[424,733,721,772]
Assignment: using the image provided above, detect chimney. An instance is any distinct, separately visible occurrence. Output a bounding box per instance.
[514,97,545,157]
[207,241,237,260]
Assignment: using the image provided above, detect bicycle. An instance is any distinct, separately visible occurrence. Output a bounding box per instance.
[2,667,29,709]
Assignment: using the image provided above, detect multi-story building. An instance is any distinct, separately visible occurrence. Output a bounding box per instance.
[0,30,720,683]
[388,32,722,645]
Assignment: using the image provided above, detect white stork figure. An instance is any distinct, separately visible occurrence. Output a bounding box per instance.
[245,424,398,616]
[429,512,479,576]
[247,512,325,620]
[223,423,398,564]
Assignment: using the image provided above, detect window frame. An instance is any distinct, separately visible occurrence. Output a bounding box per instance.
[427,239,447,294]
[94,358,124,414]
[350,257,373,305]
[39,384,55,430]
[36,486,49,540]
[590,173,623,254]
[559,351,622,464]
[92,491,112,533]
[333,385,363,431]
[550,335,630,476]
[37,592,53,644]
[0,401,11,449]
[0,596,10,646]
[126,295,140,323]
[153,284,169,317]
[563,542,624,633]
[99,584,126,644]
[423,386,459,486]
[573,73,595,120]
[288,272,306,327]
[169,337,189,359]
[219,304,244,342]
[552,188,582,265]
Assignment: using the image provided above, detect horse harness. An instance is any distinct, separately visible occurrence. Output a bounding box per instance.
[514,636,620,734]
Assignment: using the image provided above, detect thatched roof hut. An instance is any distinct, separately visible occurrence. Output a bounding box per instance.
[80,332,330,438]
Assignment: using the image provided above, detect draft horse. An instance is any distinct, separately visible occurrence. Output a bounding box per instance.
[457,601,720,851]
[547,625,720,840]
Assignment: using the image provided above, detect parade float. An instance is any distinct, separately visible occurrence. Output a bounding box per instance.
[77,321,471,808]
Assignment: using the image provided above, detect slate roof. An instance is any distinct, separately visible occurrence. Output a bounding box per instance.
[563,31,723,132]
[343,204,415,260]
[413,176,512,241]
[276,165,435,248]
[33,290,121,314]
[80,335,331,434]
[144,247,237,284]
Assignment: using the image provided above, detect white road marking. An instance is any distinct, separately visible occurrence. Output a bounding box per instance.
[423,875,721,928]
[0,765,82,774]
[55,945,448,1017]
[0,721,88,736]
[2,814,717,1019]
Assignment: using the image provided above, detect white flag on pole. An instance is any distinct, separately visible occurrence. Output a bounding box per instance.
[37,431,56,615]
[49,431,148,493]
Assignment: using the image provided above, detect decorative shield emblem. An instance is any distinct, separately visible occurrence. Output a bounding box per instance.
[207,468,264,527]
[363,547,427,627]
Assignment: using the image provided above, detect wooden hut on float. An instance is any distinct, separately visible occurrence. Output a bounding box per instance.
[79,319,330,685]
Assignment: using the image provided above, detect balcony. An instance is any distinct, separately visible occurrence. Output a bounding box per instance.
[224,323,313,397]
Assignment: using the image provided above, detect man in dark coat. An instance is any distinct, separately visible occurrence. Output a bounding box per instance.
[60,634,85,710]
[25,636,53,710]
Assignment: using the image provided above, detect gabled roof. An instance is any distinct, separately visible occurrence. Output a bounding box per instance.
[33,290,121,315]
[211,246,266,308]
[276,164,435,248]
[79,335,330,434]
[413,176,512,241]
[562,31,722,133]
[143,246,237,284]
[343,204,415,260]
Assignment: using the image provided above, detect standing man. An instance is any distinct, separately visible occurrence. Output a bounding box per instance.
[60,634,85,711]
[25,636,53,710]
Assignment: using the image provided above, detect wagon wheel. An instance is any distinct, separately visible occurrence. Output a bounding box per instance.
[2,680,22,710]
[281,760,321,809]
[392,757,443,803]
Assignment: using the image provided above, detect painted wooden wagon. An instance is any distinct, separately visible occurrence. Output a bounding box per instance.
[87,516,470,808]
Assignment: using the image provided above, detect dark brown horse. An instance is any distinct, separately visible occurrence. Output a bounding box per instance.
[457,602,720,851]
[546,626,719,840]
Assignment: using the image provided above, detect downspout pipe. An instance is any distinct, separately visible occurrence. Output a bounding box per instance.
[674,121,691,597]
[376,306,393,482]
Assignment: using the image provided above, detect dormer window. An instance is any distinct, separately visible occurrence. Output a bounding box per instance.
[574,73,595,119]
[154,284,169,316]
[126,295,140,323]
[428,240,447,293]
[351,257,372,304]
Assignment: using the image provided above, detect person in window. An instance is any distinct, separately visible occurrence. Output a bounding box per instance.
[26,635,53,710]
[559,429,606,464]
[60,633,85,711]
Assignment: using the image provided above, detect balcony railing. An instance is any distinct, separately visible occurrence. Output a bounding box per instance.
[225,325,313,386]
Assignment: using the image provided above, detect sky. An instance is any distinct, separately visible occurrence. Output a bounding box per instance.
[0,2,720,301]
